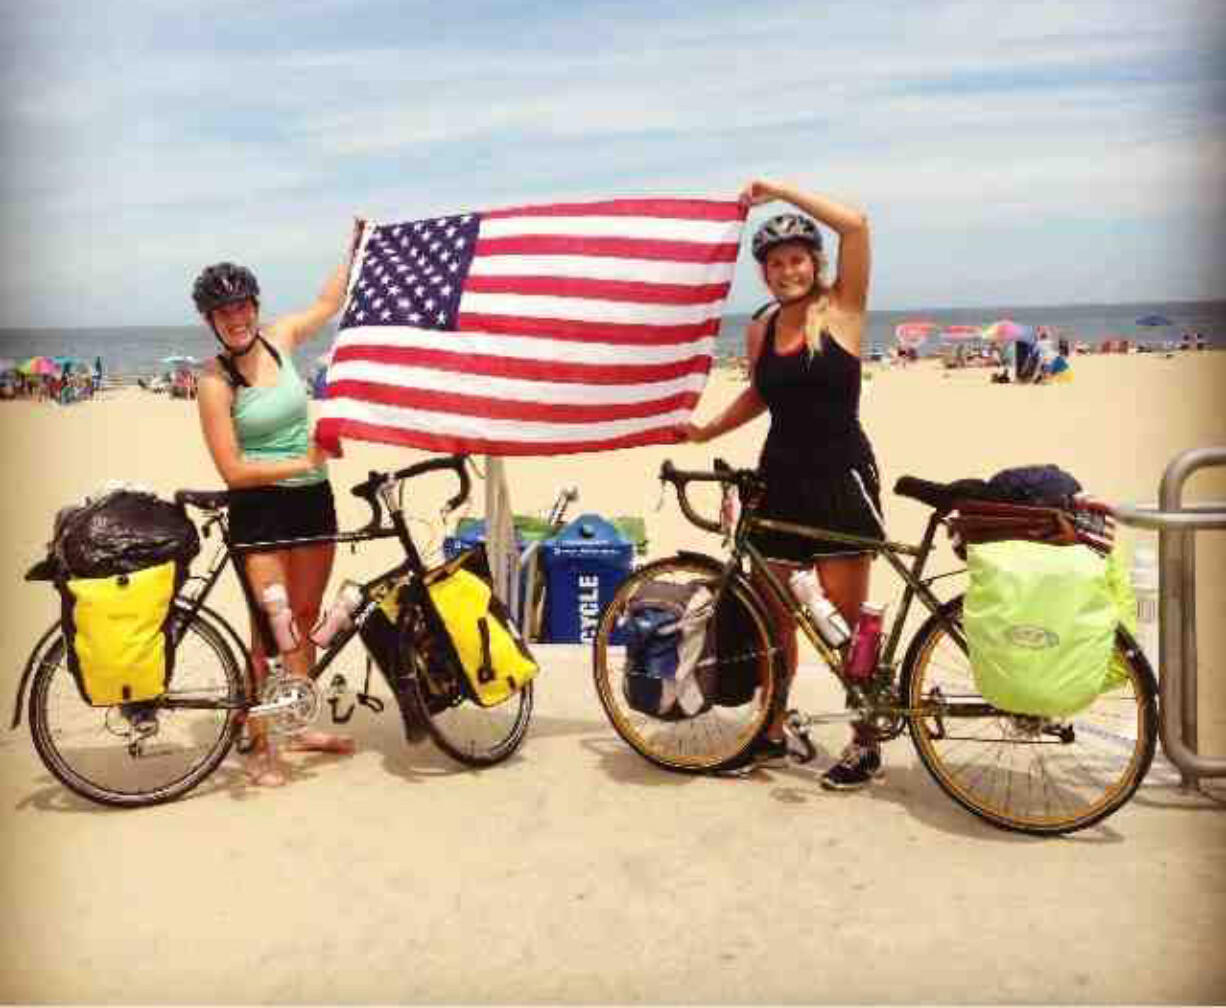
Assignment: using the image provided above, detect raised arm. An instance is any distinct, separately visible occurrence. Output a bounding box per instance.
[272,218,366,350]
[741,180,871,311]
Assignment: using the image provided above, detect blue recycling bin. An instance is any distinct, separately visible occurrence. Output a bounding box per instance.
[540,513,634,644]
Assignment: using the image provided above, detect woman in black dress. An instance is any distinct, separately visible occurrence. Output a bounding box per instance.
[683,178,884,789]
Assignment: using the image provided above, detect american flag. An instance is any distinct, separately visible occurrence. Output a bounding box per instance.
[316,197,746,456]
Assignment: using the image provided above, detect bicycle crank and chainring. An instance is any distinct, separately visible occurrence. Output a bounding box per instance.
[255,673,321,736]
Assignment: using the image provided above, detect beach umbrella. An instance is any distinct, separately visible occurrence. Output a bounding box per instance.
[894,321,938,347]
[0,357,17,373]
[981,319,1035,344]
[1136,314,1172,327]
[19,355,58,375]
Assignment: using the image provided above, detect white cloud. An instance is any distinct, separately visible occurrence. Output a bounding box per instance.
[2,0,1223,324]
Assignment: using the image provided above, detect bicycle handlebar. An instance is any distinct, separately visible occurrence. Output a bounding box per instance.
[658,458,763,534]
[349,454,471,532]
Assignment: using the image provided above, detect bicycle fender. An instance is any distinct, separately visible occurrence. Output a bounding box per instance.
[11,620,62,731]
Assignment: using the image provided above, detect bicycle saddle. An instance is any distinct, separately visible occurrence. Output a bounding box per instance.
[893,476,994,514]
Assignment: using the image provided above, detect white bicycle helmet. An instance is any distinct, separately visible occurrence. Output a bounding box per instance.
[751,213,823,263]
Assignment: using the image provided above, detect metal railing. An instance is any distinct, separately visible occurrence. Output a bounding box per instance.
[1115,446,1226,791]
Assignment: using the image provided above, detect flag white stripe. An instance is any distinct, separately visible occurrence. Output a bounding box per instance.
[478,215,740,243]
[323,397,692,443]
[458,292,721,325]
[335,325,714,364]
[327,360,708,404]
[467,255,729,285]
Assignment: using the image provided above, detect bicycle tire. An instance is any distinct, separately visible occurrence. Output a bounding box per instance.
[900,595,1158,835]
[592,554,778,772]
[28,607,245,808]
[398,617,534,767]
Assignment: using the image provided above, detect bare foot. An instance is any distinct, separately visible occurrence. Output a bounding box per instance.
[243,750,288,787]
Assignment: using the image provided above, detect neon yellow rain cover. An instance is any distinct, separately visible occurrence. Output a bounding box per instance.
[965,541,1115,717]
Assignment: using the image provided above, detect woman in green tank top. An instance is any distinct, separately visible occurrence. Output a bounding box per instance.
[192,224,362,787]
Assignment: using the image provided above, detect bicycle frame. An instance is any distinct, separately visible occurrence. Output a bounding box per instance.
[658,460,967,688]
[11,456,472,728]
[738,511,966,676]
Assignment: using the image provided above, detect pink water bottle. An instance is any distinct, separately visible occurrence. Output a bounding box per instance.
[310,581,363,648]
[845,602,885,681]
[261,583,300,654]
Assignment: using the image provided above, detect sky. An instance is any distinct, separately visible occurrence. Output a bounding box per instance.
[1,0,1223,327]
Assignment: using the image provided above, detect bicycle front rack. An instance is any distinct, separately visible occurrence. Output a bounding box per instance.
[1115,446,1226,792]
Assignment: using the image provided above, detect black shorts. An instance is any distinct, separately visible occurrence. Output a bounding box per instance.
[747,459,884,563]
[227,481,338,549]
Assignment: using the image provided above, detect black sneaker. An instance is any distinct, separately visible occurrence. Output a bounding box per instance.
[820,742,884,791]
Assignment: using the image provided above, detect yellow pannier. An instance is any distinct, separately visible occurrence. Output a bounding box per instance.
[61,560,178,706]
[424,556,538,708]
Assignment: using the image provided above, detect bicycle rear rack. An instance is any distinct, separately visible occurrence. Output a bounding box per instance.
[1115,446,1226,792]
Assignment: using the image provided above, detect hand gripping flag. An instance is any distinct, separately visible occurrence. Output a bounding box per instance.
[316,197,747,456]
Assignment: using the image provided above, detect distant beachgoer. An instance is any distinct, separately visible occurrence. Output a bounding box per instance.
[680,179,884,790]
[192,224,361,787]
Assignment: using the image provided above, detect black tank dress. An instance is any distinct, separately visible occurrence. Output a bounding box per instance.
[748,312,884,561]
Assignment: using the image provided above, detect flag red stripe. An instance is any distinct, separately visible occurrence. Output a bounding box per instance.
[455,312,719,345]
[316,417,682,458]
[326,380,698,422]
[474,235,740,263]
[463,274,731,305]
[484,198,746,222]
[333,343,712,385]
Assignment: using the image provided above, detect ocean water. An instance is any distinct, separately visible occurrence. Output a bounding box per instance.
[1,300,1222,377]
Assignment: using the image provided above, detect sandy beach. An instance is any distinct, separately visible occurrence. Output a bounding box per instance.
[2,351,1224,1004]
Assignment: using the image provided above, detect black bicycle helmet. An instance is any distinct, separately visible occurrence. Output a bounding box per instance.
[191,262,260,315]
[751,213,823,263]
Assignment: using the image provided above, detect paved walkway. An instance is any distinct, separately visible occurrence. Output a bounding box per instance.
[3,645,1224,1005]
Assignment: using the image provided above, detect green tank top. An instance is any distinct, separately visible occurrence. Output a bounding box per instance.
[230,343,326,488]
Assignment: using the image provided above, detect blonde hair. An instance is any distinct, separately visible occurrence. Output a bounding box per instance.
[802,251,831,356]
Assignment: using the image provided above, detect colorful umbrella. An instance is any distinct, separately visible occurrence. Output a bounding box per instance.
[19,356,58,376]
[894,321,938,347]
[981,319,1035,344]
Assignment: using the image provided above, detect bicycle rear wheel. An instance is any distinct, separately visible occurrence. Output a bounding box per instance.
[28,610,245,808]
[901,596,1157,835]
[398,616,533,767]
[592,555,778,772]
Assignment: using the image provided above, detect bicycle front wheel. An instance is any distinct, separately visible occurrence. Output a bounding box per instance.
[28,610,245,808]
[398,621,534,767]
[901,596,1158,835]
[592,555,778,772]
